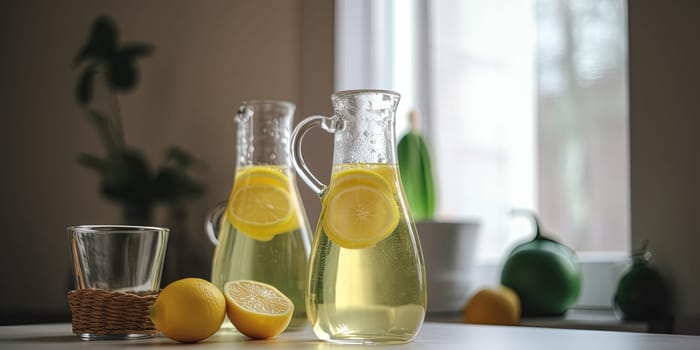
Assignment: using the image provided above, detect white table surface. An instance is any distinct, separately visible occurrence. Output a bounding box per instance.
[1,322,698,350]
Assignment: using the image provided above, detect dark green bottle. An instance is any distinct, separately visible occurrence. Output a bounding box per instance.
[613,241,671,322]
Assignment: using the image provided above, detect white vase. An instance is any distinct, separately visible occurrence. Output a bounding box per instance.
[416,221,480,313]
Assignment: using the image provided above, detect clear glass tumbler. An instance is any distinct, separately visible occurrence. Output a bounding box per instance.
[68,225,169,340]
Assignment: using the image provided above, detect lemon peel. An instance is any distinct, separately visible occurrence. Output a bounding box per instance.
[224,280,294,339]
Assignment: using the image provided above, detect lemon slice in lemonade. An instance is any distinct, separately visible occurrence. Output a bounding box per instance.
[226,166,299,241]
[322,167,400,249]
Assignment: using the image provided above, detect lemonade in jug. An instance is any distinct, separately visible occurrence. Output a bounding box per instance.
[206,101,312,330]
[291,90,427,344]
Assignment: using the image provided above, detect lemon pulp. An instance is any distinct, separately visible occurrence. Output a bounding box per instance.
[224,280,294,339]
[226,165,300,240]
[321,166,400,249]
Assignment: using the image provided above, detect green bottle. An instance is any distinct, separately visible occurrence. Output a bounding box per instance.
[613,241,671,322]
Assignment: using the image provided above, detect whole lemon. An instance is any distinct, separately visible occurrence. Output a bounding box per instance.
[150,278,226,343]
[463,286,521,325]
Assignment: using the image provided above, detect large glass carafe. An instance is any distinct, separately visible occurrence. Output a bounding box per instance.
[290,90,427,344]
[206,100,312,330]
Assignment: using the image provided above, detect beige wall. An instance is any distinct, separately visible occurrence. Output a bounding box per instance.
[629,0,700,333]
[0,0,334,321]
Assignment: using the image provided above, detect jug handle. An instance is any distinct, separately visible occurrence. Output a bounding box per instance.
[291,115,339,197]
[205,200,227,245]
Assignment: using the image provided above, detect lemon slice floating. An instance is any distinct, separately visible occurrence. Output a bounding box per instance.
[235,165,288,184]
[224,280,294,339]
[322,167,400,249]
[226,166,299,240]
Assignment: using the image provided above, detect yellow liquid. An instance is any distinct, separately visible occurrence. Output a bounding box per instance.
[307,163,427,344]
[211,166,311,330]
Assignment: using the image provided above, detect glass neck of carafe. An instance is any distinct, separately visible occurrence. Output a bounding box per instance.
[235,100,295,167]
[330,90,400,165]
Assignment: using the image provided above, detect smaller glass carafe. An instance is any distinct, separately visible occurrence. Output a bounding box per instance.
[290,90,427,344]
[206,100,312,330]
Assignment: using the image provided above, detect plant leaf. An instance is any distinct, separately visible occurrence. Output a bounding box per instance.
[76,68,96,105]
[165,146,195,169]
[77,153,107,173]
[120,42,154,58]
[86,110,118,153]
[153,167,206,203]
[74,15,118,65]
[73,43,93,67]
[101,149,152,203]
[108,55,137,91]
[89,15,118,59]
[177,176,206,200]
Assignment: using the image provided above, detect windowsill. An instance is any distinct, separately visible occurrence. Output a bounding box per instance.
[520,308,647,332]
[427,251,656,333]
[427,308,649,333]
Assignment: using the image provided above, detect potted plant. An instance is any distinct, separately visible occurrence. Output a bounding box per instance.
[73,15,205,225]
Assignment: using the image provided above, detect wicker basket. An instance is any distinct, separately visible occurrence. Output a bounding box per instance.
[67,289,159,336]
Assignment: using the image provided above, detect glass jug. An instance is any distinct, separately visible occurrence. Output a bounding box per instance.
[290,90,427,344]
[206,100,312,330]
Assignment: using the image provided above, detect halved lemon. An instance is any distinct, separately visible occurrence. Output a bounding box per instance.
[322,167,400,249]
[226,166,299,240]
[224,280,294,339]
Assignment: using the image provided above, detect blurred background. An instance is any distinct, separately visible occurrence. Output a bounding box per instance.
[0,0,698,335]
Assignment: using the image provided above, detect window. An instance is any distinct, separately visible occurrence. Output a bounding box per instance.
[336,0,629,265]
